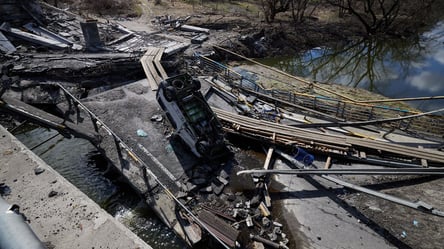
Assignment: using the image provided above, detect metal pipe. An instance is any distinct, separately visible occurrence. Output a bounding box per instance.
[237,168,444,176]
[0,197,46,249]
[250,234,288,249]
[274,149,444,217]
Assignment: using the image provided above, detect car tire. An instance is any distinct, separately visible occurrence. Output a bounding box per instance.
[196,140,210,155]
[164,86,176,102]
[172,79,184,89]
[191,79,201,91]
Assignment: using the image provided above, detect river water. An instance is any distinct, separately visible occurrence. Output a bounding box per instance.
[260,21,444,112]
[15,127,187,249]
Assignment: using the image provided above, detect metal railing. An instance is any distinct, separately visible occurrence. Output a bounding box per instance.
[190,55,444,138]
[56,83,231,249]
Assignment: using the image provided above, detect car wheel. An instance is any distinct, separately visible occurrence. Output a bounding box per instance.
[164,86,176,102]
[191,79,201,91]
[196,140,210,155]
[172,79,184,89]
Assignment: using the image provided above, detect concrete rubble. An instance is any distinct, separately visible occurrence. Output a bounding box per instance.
[0,125,152,249]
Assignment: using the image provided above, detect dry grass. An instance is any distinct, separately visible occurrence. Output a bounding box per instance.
[50,0,141,17]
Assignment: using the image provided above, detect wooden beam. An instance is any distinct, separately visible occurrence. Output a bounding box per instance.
[154,47,168,79]
[140,47,159,91]
[419,146,428,168]
[263,147,274,170]
[324,156,332,169]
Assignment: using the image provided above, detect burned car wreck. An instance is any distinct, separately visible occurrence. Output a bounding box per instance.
[156,73,229,160]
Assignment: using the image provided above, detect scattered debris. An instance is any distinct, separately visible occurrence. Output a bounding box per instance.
[47,190,58,198]
[179,24,210,34]
[401,231,407,239]
[136,129,148,137]
[34,167,45,175]
[0,22,69,50]
[191,34,208,44]
[150,114,163,122]
[80,20,106,52]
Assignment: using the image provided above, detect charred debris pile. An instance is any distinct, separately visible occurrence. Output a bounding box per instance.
[0,0,192,104]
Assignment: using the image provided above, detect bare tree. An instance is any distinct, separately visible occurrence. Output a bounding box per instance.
[261,0,292,23]
[290,0,320,23]
[327,0,401,34]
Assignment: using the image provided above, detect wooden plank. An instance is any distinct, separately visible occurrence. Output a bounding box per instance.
[263,147,274,170]
[154,47,168,79]
[164,42,190,56]
[147,49,162,85]
[1,96,97,141]
[324,156,332,169]
[213,108,444,164]
[198,210,239,248]
[140,47,158,91]
[419,146,428,168]
[178,212,201,245]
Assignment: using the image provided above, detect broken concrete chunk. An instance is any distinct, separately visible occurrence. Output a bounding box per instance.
[211,181,225,196]
[186,182,197,192]
[217,175,229,186]
[0,30,16,54]
[1,22,69,50]
[191,34,208,44]
[200,186,212,193]
[192,177,207,185]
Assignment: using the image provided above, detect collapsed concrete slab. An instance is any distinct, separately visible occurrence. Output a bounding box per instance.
[0,22,69,50]
[0,125,153,249]
[0,30,15,53]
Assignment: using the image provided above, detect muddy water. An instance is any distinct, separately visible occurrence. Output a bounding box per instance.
[260,21,444,112]
[15,127,187,249]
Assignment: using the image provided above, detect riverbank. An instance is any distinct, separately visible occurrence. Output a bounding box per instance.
[0,125,152,249]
